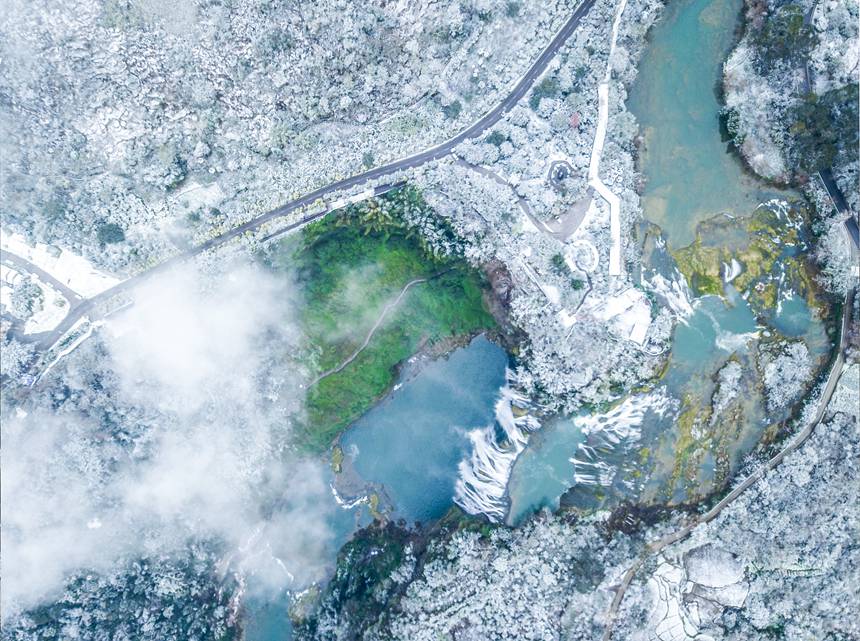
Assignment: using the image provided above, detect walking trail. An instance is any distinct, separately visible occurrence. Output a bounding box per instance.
[588,0,628,277]
[600,287,855,640]
[307,274,445,388]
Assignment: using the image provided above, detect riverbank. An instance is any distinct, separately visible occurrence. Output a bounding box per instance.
[719,0,858,294]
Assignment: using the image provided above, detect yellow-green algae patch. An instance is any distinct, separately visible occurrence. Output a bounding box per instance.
[331,444,345,473]
[671,202,819,318]
[672,238,726,296]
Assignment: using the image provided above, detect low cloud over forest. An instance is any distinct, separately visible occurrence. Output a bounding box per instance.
[1,260,333,618]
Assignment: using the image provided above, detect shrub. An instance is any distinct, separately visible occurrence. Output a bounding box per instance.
[442,100,462,120]
[752,4,816,71]
[529,76,560,110]
[550,252,569,275]
[485,130,507,146]
[97,223,125,244]
[789,84,859,175]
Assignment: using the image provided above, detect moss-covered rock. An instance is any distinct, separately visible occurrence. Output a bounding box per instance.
[672,238,726,297]
[330,445,344,474]
[673,202,824,323]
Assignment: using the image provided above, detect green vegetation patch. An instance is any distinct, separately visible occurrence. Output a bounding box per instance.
[442,100,462,120]
[293,523,410,639]
[529,75,560,110]
[672,238,726,297]
[97,222,125,244]
[293,508,495,637]
[751,3,816,72]
[270,187,495,453]
[484,130,507,146]
[669,394,709,492]
[505,1,521,17]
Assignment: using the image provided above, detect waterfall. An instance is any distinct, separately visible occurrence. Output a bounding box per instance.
[454,371,541,522]
[570,388,677,487]
[646,271,694,320]
[572,444,616,486]
[722,258,742,283]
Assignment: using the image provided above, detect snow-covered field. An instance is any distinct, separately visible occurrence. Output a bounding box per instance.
[1,228,121,298]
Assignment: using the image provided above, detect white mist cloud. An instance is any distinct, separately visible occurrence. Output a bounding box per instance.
[1,414,132,612]
[1,259,334,618]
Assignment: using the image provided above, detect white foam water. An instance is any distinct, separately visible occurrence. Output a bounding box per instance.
[570,388,676,487]
[722,258,742,283]
[571,445,616,486]
[715,330,758,353]
[454,371,541,522]
[646,271,695,321]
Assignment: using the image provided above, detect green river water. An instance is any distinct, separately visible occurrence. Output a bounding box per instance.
[628,0,787,247]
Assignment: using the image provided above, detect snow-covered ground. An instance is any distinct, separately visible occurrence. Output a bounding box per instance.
[1,265,69,334]
[646,545,749,641]
[587,0,629,277]
[1,228,121,298]
[580,287,653,345]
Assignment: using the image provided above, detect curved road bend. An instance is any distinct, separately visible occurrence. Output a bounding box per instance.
[27,0,597,353]
[453,158,542,226]
[601,286,856,641]
[1,251,83,304]
[818,168,851,215]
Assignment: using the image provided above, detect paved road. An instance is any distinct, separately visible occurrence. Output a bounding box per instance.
[799,3,855,224]
[801,0,818,93]
[1,250,83,303]
[23,0,597,355]
[818,167,851,215]
[599,34,857,628]
[456,158,592,245]
[601,286,856,641]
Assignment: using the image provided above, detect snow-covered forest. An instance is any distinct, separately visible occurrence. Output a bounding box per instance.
[296,364,860,641]
[722,0,859,294]
[1,0,857,638]
[1,0,580,274]
[1,261,334,638]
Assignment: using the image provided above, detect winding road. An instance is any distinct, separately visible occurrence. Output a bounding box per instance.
[0,251,83,304]
[12,0,597,356]
[453,159,544,229]
[596,9,858,632]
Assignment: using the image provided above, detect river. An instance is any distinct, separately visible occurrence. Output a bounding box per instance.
[505,0,831,523]
[243,334,509,638]
[626,0,786,248]
[341,334,508,525]
[245,0,834,631]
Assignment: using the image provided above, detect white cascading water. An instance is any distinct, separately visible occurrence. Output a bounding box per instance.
[722,258,743,283]
[643,236,695,320]
[454,370,541,522]
[571,444,616,486]
[700,295,759,354]
[570,388,677,487]
[646,270,695,320]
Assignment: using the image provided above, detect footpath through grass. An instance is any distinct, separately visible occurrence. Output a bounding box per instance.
[267,188,495,453]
